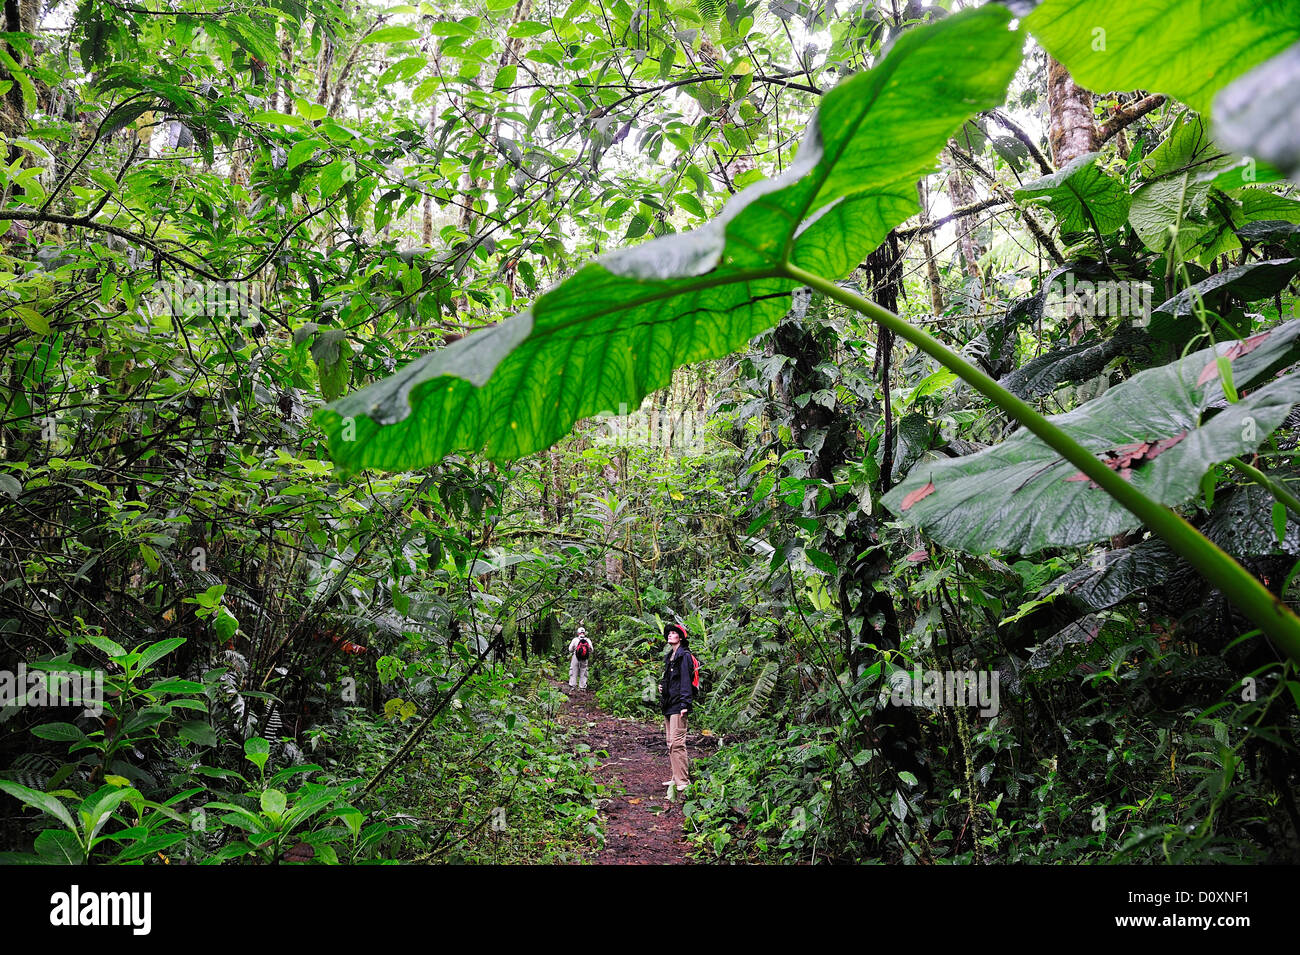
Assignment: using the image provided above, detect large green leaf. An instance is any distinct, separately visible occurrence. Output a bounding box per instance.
[315,5,1024,471]
[1189,189,1300,264]
[80,785,139,845]
[1153,258,1300,323]
[311,329,353,404]
[1147,257,1300,341]
[1044,539,1178,612]
[1128,116,1235,258]
[892,413,933,483]
[1025,0,1300,117]
[1200,482,1300,559]
[1214,41,1300,179]
[0,780,77,835]
[1046,482,1300,613]
[999,327,1148,401]
[34,828,85,864]
[1014,152,1130,235]
[882,320,1300,554]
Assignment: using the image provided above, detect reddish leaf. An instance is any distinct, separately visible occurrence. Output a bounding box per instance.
[906,549,929,562]
[282,841,315,863]
[900,482,935,510]
[1147,433,1188,456]
[1064,432,1188,487]
[1226,331,1271,360]
[1197,331,1271,386]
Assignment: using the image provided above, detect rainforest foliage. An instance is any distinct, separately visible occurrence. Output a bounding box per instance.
[3,0,1300,864]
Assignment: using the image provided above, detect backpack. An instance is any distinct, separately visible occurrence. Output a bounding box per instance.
[688,652,704,700]
[575,638,591,661]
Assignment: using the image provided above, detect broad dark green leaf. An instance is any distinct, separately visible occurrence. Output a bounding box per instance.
[311,329,353,403]
[999,328,1148,401]
[1237,220,1300,254]
[287,139,324,171]
[147,677,205,694]
[1044,539,1178,612]
[113,831,189,862]
[805,547,838,575]
[82,631,126,658]
[34,828,85,863]
[1189,189,1300,264]
[892,413,932,482]
[137,637,185,670]
[1025,614,1108,675]
[179,719,219,747]
[1148,257,1300,341]
[30,722,87,743]
[1202,483,1300,559]
[244,736,271,772]
[883,320,1300,554]
[1025,0,1300,116]
[0,781,77,833]
[315,5,1024,471]
[82,785,140,844]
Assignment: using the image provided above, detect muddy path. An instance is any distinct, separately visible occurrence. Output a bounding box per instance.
[555,681,709,864]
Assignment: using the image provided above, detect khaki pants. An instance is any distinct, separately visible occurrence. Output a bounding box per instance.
[665,713,689,787]
[569,655,588,689]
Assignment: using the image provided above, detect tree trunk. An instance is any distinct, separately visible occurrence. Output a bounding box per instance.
[1047,57,1096,166]
[421,82,439,244]
[1,0,41,211]
[315,31,335,107]
[916,180,945,317]
[1047,58,1097,342]
[457,0,531,238]
[274,27,295,113]
[548,448,566,523]
[946,158,982,284]
[601,463,623,585]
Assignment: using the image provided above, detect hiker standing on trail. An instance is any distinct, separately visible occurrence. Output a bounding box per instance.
[659,622,694,793]
[568,626,593,692]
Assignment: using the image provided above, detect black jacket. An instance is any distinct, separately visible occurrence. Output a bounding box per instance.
[659,646,695,716]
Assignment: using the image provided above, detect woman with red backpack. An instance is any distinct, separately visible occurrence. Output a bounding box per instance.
[659,622,695,794]
[567,626,593,692]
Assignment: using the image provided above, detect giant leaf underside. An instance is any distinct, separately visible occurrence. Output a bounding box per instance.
[1025,0,1300,117]
[315,6,1023,472]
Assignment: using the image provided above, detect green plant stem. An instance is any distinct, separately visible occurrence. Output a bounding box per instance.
[783,261,1300,665]
[1229,457,1300,519]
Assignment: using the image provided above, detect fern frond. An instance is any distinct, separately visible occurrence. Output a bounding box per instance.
[738,660,780,725]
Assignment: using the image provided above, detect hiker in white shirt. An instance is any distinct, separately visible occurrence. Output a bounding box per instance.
[567,626,593,692]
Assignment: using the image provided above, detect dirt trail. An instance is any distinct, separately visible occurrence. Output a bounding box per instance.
[555,681,706,864]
